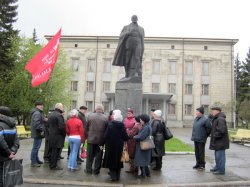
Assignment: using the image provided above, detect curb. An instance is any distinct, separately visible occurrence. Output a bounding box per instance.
[24,178,250,187]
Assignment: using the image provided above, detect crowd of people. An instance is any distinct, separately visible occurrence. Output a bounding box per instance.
[0,102,230,186]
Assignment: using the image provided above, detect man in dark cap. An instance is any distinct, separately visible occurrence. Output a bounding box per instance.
[209,105,229,175]
[0,106,19,187]
[30,101,46,167]
[191,106,211,170]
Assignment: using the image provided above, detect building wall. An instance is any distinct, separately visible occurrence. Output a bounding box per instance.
[56,36,237,127]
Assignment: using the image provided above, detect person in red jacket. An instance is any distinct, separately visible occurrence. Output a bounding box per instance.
[66,109,84,171]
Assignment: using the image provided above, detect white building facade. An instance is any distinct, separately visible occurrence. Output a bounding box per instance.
[50,35,238,127]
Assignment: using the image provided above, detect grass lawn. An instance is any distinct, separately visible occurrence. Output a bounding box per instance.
[65,137,194,153]
[165,137,194,152]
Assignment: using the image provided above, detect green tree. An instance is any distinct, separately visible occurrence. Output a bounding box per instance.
[0,0,19,73]
[238,99,250,129]
[0,36,72,125]
[236,48,250,128]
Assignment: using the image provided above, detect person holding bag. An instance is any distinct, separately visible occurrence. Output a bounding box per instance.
[133,114,152,178]
[0,106,20,187]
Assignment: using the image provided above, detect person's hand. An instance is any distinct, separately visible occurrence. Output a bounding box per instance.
[8,152,15,159]
[99,146,104,150]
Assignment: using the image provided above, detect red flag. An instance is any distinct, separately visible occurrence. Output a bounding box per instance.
[25,29,61,87]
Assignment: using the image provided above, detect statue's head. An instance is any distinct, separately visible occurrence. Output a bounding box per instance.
[131,15,138,23]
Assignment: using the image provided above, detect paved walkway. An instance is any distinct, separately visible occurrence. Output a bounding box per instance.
[16,128,250,187]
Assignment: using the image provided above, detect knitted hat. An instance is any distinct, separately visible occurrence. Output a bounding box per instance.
[140,114,150,123]
[127,108,134,114]
[211,106,222,111]
[113,109,123,122]
[0,106,13,116]
[196,107,204,114]
[154,110,162,117]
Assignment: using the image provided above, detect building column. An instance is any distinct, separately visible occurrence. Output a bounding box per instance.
[163,99,167,120]
[145,98,149,114]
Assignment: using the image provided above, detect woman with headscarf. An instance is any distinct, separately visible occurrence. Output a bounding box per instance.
[65,109,84,171]
[103,110,129,181]
[133,114,152,178]
[151,110,165,170]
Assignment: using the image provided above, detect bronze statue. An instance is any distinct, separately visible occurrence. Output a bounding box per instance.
[112,15,145,83]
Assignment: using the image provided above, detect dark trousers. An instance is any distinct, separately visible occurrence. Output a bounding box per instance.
[50,147,60,168]
[154,156,162,169]
[86,143,103,174]
[140,166,150,177]
[0,162,3,187]
[194,141,206,167]
[109,168,121,181]
[43,138,51,161]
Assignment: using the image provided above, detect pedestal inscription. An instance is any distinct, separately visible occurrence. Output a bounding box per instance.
[115,82,142,117]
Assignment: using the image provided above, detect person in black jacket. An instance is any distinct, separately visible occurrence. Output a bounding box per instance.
[103,109,129,181]
[30,101,46,167]
[191,107,211,170]
[151,110,166,171]
[48,103,66,170]
[209,106,229,175]
[0,106,19,187]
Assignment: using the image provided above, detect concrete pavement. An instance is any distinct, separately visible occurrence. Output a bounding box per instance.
[16,128,250,187]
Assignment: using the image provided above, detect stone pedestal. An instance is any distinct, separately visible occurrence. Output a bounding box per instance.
[115,82,142,117]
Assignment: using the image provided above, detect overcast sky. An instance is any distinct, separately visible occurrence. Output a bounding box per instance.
[15,0,249,60]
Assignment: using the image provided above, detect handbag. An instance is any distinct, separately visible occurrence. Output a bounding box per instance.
[162,122,173,140]
[81,147,87,159]
[3,159,23,187]
[121,147,130,162]
[140,135,155,150]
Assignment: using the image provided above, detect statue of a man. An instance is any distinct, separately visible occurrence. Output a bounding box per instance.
[112,15,145,83]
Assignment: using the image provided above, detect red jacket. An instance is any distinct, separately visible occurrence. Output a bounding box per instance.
[66,116,84,143]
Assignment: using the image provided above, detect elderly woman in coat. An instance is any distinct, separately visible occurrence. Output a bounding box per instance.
[133,114,152,178]
[102,110,129,181]
[151,110,166,170]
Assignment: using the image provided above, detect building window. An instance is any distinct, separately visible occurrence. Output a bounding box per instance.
[86,81,94,92]
[85,101,93,112]
[74,44,78,48]
[71,57,79,71]
[107,44,110,48]
[202,62,209,75]
[204,46,208,50]
[202,84,209,95]
[201,105,209,115]
[169,61,176,74]
[70,100,77,110]
[185,104,193,115]
[168,103,176,115]
[152,83,160,93]
[102,102,110,114]
[87,59,96,72]
[103,58,111,73]
[185,61,193,75]
[102,81,111,92]
[152,59,161,74]
[171,45,175,50]
[185,84,193,95]
[168,83,176,94]
[71,81,78,91]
